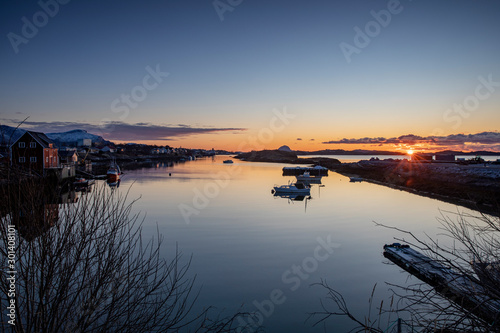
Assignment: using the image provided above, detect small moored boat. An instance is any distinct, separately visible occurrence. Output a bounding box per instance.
[223,159,234,164]
[349,177,363,182]
[272,182,310,195]
[107,161,122,182]
[296,171,322,184]
[74,178,95,187]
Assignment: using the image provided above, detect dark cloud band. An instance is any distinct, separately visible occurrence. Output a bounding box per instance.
[2,120,247,141]
[323,132,500,146]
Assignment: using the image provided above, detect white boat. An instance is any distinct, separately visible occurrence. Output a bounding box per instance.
[296,171,322,184]
[272,182,310,195]
[223,159,234,164]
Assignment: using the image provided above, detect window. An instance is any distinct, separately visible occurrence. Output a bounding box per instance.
[30,142,36,148]
[18,142,25,148]
[19,157,25,163]
[46,157,48,163]
[30,157,37,162]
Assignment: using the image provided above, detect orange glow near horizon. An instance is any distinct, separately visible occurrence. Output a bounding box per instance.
[111,132,499,153]
[112,137,444,154]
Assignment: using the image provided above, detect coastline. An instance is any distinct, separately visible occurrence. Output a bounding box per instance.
[235,151,500,216]
[336,161,500,217]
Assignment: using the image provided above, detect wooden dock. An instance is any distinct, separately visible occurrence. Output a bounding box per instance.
[282,166,328,176]
[383,243,500,326]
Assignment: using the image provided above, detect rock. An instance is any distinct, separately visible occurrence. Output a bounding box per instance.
[235,150,297,162]
[278,145,292,152]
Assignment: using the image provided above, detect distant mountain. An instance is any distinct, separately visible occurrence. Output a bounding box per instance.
[0,125,25,145]
[435,150,500,156]
[0,125,112,147]
[46,129,111,146]
[278,145,292,152]
[296,149,406,155]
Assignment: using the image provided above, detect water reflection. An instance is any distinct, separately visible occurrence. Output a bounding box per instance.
[273,192,312,202]
[1,179,91,241]
[107,178,121,188]
[110,157,481,332]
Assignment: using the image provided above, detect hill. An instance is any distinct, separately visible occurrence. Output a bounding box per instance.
[46,129,110,146]
[0,125,111,147]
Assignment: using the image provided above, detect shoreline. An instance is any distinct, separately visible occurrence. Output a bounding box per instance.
[335,169,499,217]
[334,160,500,217]
[234,151,500,216]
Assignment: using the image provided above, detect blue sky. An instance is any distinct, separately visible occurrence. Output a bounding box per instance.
[1,0,499,151]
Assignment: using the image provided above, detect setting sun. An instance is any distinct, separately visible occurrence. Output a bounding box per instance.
[407,150,414,155]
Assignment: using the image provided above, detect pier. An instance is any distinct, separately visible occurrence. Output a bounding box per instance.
[383,243,500,326]
[282,166,328,176]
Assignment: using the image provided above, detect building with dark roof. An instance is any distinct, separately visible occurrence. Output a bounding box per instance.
[58,150,78,164]
[10,131,59,174]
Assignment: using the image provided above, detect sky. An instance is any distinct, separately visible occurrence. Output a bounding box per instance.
[1,0,499,152]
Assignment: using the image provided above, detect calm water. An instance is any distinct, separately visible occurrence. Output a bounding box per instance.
[112,156,479,332]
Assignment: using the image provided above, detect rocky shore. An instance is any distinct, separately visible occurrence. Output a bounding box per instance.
[235,150,500,215]
[235,149,341,167]
[336,160,500,215]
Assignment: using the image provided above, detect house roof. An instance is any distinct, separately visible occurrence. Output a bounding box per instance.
[10,131,55,149]
[58,150,77,158]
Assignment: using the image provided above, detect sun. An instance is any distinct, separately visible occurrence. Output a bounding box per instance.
[407,149,414,155]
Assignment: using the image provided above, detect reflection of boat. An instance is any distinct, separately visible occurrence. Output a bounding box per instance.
[273,192,311,201]
[223,159,234,164]
[107,179,121,188]
[107,161,122,182]
[272,182,310,195]
[296,171,322,184]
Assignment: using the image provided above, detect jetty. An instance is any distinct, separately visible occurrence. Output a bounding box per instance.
[282,166,328,176]
[383,243,500,326]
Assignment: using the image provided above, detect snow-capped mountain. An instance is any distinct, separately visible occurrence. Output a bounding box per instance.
[0,125,25,145]
[46,129,109,146]
[0,126,111,147]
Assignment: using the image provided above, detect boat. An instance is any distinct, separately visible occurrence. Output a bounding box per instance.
[296,171,322,184]
[349,176,363,182]
[223,159,234,164]
[107,160,122,182]
[73,177,95,188]
[272,182,311,195]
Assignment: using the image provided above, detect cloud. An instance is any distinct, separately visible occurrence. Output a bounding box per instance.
[2,119,247,141]
[296,138,302,141]
[323,132,500,147]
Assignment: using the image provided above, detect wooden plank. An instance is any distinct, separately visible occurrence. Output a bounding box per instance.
[383,243,500,325]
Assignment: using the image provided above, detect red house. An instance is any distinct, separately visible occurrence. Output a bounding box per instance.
[10,131,59,174]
